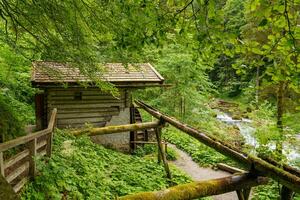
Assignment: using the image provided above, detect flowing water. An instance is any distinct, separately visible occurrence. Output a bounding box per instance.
[216,112,300,165]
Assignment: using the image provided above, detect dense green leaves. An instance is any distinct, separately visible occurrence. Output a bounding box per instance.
[0,42,34,141]
[22,130,191,199]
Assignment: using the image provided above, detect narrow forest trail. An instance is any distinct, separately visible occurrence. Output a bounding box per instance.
[169,144,238,200]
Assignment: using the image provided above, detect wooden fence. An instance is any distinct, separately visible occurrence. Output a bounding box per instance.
[0,108,57,193]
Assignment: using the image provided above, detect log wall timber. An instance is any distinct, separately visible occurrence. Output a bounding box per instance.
[135,100,300,193]
[119,173,268,200]
[46,88,130,128]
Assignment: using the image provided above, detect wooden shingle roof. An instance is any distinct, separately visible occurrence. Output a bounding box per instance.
[31,61,164,87]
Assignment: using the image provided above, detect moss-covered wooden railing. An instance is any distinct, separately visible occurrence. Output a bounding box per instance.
[0,108,57,194]
[129,100,300,200]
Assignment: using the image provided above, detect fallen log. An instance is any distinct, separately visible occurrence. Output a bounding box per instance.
[135,100,300,193]
[119,173,268,200]
[72,121,160,136]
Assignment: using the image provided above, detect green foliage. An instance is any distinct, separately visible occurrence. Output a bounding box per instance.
[162,127,236,167]
[134,144,178,161]
[0,42,35,141]
[252,180,280,200]
[22,130,191,199]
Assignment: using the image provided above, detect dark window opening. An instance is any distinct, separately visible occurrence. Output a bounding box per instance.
[74,92,82,100]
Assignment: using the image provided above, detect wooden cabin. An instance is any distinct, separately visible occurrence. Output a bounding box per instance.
[31,61,164,151]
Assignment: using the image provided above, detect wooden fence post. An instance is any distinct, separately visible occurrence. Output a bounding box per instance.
[29,138,37,178]
[46,132,53,158]
[155,126,172,179]
[0,152,4,177]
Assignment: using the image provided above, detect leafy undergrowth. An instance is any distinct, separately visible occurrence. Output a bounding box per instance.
[21,129,191,200]
[162,127,239,168]
[134,143,178,161]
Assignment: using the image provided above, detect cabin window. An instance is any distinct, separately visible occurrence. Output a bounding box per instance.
[74,92,82,100]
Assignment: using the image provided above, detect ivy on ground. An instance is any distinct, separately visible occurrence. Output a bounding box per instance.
[21,129,191,200]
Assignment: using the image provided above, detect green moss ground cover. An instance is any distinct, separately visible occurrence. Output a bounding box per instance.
[21,129,191,200]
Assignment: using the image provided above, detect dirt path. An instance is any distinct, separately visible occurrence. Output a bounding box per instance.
[169,144,238,200]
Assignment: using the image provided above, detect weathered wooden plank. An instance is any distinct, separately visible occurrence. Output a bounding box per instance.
[6,161,29,183]
[57,122,106,128]
[58,117,109,124]
[217,163,246,174]
[56,112,119,119]
[56,107,119,114]
[48,89,124,96]
[48,96,125,101]
[29,138,37,178]
[48,103,124,109]
[0,129,49,152]
[48,100,123,105]
[119,173,268,200]
[13,176,28,193]
[4,149,30,170]
[37,140,47,151]
[46,132,53,157]
[0,152,4,176]
[38,149,47,157]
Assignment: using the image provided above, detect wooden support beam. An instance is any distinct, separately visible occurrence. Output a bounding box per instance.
[72,121,160,136]
[155,126,171,179]
[217,163,246,174]
[29,138,37,178]
[135,100,300,193]
[119,173,268,200]
[46,132,53,158]
[0,152,4,177]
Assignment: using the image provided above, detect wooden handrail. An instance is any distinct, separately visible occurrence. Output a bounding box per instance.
[0,108,57,152]
[72,121,160,136]
[120,173,268,200]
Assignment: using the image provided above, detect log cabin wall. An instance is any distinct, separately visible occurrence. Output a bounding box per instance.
[45,87,132,151]
[46,88,129,128]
